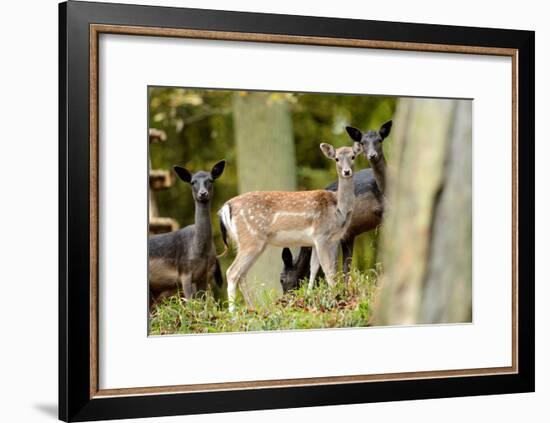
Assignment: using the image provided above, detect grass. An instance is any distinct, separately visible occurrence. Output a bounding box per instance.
[149,268,379,335]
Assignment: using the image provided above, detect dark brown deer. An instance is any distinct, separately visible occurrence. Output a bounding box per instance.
[280,121,392,291]
[148,161,226,309]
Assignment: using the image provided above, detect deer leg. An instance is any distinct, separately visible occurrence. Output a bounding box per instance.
[341,236,355,283]
[213,259,224,288]
[308,248,320,291]
[317,242,339,287]
[179,273,195,299]
[226,244,265,311]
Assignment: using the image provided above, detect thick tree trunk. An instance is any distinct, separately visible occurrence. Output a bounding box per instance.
[232,92,297,304]
[374,98,472,325]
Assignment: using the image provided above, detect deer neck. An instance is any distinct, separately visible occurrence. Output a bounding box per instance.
[193,201,212,254]
[336,175,355,221]
[371,155,387,193]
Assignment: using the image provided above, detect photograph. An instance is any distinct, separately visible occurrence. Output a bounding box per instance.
[147,87,472,335]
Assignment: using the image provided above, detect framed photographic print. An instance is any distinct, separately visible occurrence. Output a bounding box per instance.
[59,1,535,421]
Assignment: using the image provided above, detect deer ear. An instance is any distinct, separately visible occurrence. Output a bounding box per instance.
[352,142,363,155]
[296,247,311,266]
[173,166,192,183]
[379,120,393,140]
[282,248,293,268]
[345,126,363,142]
[320,143,336,159]
[211,160,226,179]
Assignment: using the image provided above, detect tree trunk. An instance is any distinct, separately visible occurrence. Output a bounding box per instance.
[232,92,297,304]
[374,98,472,325]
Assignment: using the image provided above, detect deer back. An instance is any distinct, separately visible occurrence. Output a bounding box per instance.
[225,190,342,248]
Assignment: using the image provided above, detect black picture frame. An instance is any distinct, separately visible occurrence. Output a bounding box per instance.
[59,1,535,421]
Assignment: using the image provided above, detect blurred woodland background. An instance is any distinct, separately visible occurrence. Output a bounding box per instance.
[149,88,395,298]
[148,87,472,328]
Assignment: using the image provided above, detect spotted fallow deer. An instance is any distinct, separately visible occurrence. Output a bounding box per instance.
[218,142,363,310]
[279,121,393,291]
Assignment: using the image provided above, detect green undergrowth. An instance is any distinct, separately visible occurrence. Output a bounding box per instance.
[148,269,378,335]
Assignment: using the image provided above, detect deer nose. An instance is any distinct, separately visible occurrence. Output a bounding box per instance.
[343,169,352,177]
[368,153,378,161]
[198,191,208,199]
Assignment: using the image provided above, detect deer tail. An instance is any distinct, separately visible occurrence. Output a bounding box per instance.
[217,203,233,258]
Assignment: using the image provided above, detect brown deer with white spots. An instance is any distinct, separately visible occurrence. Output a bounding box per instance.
[218,142,363,311]
[280,120,393,291]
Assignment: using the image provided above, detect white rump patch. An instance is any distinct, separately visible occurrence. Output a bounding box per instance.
[218,203,238,244]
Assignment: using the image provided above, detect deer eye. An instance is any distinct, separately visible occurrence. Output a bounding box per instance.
[335,158,339,162]
[351,155,355,160]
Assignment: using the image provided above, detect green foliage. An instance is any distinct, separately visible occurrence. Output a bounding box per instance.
[149,269,378,335]
[149,87,396,273]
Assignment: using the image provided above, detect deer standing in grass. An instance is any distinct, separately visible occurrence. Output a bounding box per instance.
[219,142,363,311]
[148,161,226,310]
[280,121,392,291]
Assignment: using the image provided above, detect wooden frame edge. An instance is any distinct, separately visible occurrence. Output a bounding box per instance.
[511,50,519,373]
[88,23,520,399]
[92,366,517,399]
[91,24,518,56]
[89,22,99,398]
